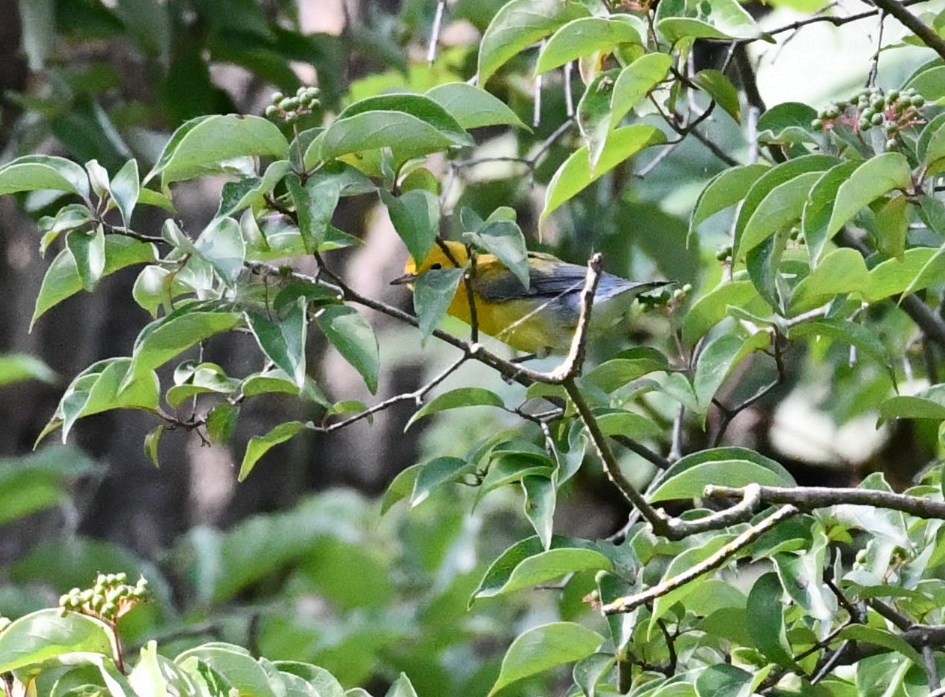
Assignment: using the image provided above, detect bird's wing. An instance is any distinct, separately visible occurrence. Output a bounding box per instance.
[474,253,591,303]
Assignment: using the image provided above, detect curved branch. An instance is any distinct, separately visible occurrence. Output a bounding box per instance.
[705,483,945,520]
[601,503,799,614]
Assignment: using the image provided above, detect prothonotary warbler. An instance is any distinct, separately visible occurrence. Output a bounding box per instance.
[392,241,668,356]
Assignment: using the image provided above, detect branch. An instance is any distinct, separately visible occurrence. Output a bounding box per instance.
[426,0,447,65]
[868,0,945,62]
[601,503,799,614]
[704,483,945,520]
[315,354,468,433]
[564,378,671,532]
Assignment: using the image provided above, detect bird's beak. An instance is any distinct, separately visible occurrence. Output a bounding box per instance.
[390,272,417,286]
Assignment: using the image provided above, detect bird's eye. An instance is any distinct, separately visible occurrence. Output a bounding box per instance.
[430,263,443,270]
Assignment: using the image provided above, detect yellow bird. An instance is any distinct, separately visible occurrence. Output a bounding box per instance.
[392,241,667,356]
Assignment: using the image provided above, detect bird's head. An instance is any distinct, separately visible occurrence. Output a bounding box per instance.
[391,240,469,286]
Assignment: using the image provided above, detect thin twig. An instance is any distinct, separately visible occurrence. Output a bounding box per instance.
[316,354,468,433]
[601,503,799,614]
[866,10,886,88]
[869,0,945,62]
[427,0,447,65]
[564,378,671,532]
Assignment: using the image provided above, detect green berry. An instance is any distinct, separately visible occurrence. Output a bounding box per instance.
[870,113,884,126]
[887,89,900,101]
[271,91,284,103]
[823,106,840,119]
[811,119,824,131]
[912,95,926,107]
[859,118,871,130]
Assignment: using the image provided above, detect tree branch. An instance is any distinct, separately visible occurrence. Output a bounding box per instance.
[601,503,799,614]
[704,483,945,520]
[868,0,945,62]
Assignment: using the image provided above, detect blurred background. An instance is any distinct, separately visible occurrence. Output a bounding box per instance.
[0,0,938,694]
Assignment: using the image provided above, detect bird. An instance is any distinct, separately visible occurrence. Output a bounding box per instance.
[391,240,668,357]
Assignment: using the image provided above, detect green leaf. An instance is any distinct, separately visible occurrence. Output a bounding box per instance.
[536,15,643,74]
[32,236,157,328]
[308,112,456,167]
[872,194,910,259]
[838,625,924,667]
[582,347,670,392]
[478,0,590,85]
[382,464,420,514]
[218,160,292,218]
[738,170,823,258]
[488,622,603,696]
[648,446,795,502]
[0,353,56,387]
[334,93,471,146]
[649,534,735,632]
[207,402,240,445]
[522,475,556,550]
[695,665,753,697]
[595,409,663,439]
[110,158,140,227]
[413,267,464,341]
[130,304,242,379]
[825,153,913,241]
[610,52,673,128]
[0,609,114,674]
[694,69,741,123]
[0,446,99,526]
[287,174,341,254]
[65,225,107,292]
[406,387,505,430]
[577,69,620,170]
[381,189,440,265]
[744,228,789,310]
[904,65,945,102]
[474,542,612,601]
[385,673,419,697]
[681,279,764,346]
[573,654,616,697]
[542,124,666,221]
[46,357,160,444]
[147,114,289,188]
[239,421,311,482]
[756,102,818,145]
[427,83,528,130]
[689,163,770,233]
[246,301,307,389]
[655,0,768,42]
[747,572,797,669]
[465,218,530,289]
[315,305,380,394]
[479,454,554,498]
[194,216,246,287]
[0,154,90,199]
[693,331,771,410]
[410,456,470,506]
[144,424,164,466]
[802,161,860,262]
[788,319,893,377]
[790,246,938,312]
[176,645,278,697]
[733,155,838,259]
[880,384,945,421]
[773,528,835,621]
